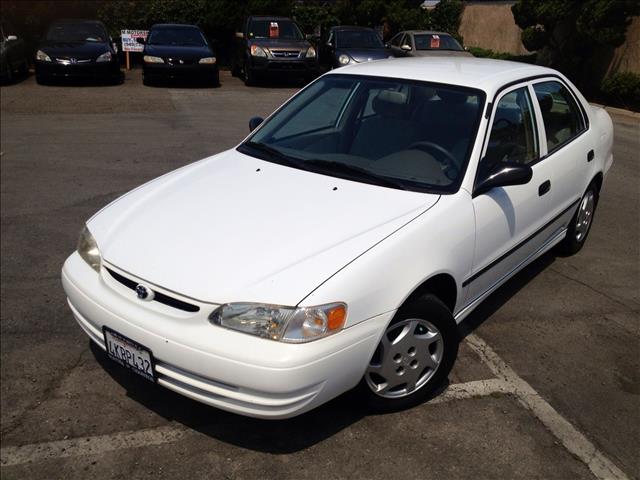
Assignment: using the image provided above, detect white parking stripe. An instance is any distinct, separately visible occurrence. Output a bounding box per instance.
[0,425,188,467]
[0,336,631,480]
[0,377,508,467]
[465,334,629,480]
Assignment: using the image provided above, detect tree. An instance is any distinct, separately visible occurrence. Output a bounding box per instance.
[512,0,640,93]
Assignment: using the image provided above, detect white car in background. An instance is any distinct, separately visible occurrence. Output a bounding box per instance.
[62,57,613,419]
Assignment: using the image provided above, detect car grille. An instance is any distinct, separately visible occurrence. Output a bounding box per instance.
[270,50,301,58]
[55,57,93,64]
[165,57,197,65]
[105,267,200,313]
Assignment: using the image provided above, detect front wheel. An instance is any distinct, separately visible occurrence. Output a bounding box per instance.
[558,183,599,255]
[357,294,459,412]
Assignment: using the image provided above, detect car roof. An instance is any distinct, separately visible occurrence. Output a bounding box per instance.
[399,30,452,36]
[248,16,293,21]
[331,25,376,31]
[328,57,558,94]
[150,23,200,29]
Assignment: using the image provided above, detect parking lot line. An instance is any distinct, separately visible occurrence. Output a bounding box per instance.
[0,376,508,468]
[0,335,630,480]
[465,334,630,480]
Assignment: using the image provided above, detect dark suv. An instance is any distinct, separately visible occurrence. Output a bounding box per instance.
[232,16,318,85]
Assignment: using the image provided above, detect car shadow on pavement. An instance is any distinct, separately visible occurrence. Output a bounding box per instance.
[88,251,556,454]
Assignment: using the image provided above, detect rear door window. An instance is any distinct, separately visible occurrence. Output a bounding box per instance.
[533,81,586,153]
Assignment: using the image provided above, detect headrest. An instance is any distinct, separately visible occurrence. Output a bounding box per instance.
[536,92,553,114]
[437,89,468,104]
[372,90,408,117]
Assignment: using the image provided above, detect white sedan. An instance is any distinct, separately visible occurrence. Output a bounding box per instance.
[62,57,613,419]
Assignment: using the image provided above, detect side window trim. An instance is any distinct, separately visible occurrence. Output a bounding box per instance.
[531,77,589,160]
[479,81,539,165]
[528,82,549,160]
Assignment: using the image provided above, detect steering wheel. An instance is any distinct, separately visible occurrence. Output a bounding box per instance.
[407,141,460,179]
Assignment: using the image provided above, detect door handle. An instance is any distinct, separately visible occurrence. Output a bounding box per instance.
[587,150,595,162]
[538,180,551,196]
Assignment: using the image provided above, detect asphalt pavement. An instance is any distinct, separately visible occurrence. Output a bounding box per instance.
[1,69,638,479]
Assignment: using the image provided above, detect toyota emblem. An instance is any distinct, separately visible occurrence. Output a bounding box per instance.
[135,284,154,301]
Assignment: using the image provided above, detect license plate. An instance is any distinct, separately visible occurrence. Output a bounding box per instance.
[103,327,155,382]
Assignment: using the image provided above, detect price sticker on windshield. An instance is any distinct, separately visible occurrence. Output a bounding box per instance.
[269,22,279,38]
[431,35,440,49]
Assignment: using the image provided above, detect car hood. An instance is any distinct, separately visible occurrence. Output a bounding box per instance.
[88,150,439,305]
[39,41,110,57]
[144,44,213,59]
[249,38,310,50]
[338,48,389,63]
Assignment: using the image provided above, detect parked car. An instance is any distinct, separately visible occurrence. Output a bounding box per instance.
[388,30,472,58]
[231,15,318,85]
[320,25,390,69]
[0,21,28,83]
[62,57,613,419]
[35,19,121,85]
[139,23,219,86]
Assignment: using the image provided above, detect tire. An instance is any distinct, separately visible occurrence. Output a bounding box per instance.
[356,293,459,413]
[231,59,240,77]
[242,61,256,86]
[558,182,599,256]
[142,75,152,87]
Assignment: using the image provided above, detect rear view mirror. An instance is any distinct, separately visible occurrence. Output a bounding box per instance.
[249,116,264,132]
[473,162,533,197]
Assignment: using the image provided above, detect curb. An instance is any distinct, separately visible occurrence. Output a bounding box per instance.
[590,103,640,120]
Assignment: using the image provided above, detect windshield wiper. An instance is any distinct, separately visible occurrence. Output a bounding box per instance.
[303,159,408,190]
[241,141,305,169]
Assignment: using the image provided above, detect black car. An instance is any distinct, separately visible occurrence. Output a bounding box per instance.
[232,15,318,85]
[140,24,219,86]
[321,26,389,69]
[35,19,121,85]
[1,21,29,83]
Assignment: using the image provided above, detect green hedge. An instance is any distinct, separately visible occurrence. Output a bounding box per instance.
[601,72,640,112]
[468,46,537,64]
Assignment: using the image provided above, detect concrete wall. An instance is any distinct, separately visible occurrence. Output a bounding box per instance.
[458,1,640,75]
[459,2,529,55]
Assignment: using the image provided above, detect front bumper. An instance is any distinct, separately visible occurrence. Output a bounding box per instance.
[143,63,219,82]
[61,252,390,419]
[35,60,120,81]
[249,56,318,76]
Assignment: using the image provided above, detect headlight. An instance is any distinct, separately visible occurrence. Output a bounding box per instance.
[96,51,112,62]
[306,46,316,58]
[199,57,217,64]
[250,45,267,57]
[143,55,164,63]
[77,226,101,272]
[36,50,51,62]
[338,54,350,65]
[209,302,347,343]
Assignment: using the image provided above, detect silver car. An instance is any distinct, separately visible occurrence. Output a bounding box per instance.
[387,30,472,58]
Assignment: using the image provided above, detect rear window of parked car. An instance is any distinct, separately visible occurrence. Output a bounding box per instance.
[533,81,586,153]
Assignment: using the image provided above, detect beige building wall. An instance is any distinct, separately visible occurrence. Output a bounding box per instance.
[607,15,640,75]
[459,2,529,55]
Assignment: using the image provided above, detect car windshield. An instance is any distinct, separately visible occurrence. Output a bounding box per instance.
[337,30,384,49]
[148,27,206,46]
[248,20,303,40]
[240,75,484,193]
[46,23,106,43]
[414,34,463,51]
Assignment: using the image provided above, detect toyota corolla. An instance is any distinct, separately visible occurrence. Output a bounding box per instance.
[62,57,613,419]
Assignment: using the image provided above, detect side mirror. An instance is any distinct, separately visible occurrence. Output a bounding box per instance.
[136,37,145,45]
[249,116,264,132]
[473,162,533,197]
[7,35,18,41]
[384,43,390,48]
[235,32,244,39]
[326,41,334,48]
[401,44,412,51]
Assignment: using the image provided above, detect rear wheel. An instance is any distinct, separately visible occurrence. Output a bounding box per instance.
[558,183,599,255]
[357,294,459,412]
